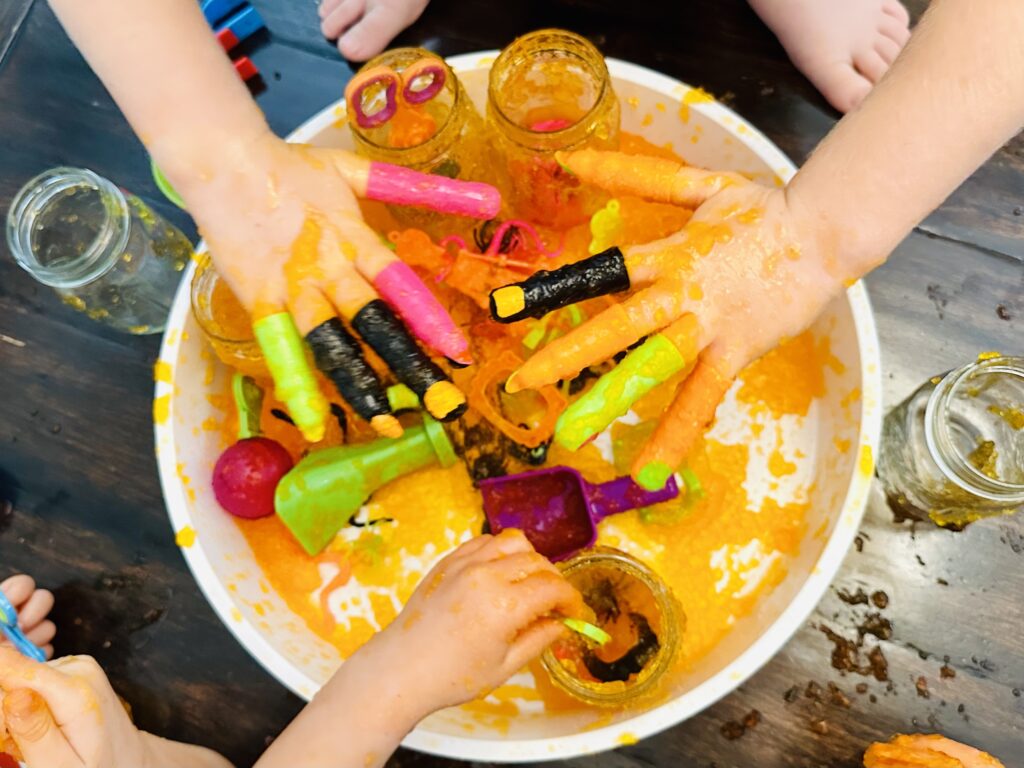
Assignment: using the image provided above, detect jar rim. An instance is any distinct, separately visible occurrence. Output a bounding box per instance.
[925,355,1024,500]
[540,546,679,705]
[190,254,259,350]
[487,29,613,151]
[5,167,129,289]
[348,48,464,157]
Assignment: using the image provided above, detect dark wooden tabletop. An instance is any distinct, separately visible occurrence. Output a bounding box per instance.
[1,1,1022,766]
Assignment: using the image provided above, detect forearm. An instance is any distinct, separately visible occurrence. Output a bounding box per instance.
[47,0,270,192]
[789,0,1024,277]
[143,733,236,768]
[253,635,428,768]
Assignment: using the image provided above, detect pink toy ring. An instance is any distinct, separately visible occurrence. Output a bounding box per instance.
[402,59,446,105]
[346,65,399,129]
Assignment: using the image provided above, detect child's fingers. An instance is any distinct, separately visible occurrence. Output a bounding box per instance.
[486,552,560,584]
[3,689,83,768]
[632,351,735,490]
[474,529,535,562]
[557,149,747,209]
[503,618,566,673]
[506,284,688,393]
[17,591,53,632]
[488,247,634,324]
[508,572,584,629]
[555,314,704,451]
[0,649,92,727]
[25,622,56,650]
[0,576,35,610]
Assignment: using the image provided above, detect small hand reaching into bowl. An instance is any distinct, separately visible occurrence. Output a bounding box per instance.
[491,149,850,490]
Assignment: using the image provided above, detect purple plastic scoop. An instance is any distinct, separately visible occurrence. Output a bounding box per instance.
[479,466,679,561]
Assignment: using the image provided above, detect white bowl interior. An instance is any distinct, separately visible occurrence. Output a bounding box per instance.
[156,53,881,761]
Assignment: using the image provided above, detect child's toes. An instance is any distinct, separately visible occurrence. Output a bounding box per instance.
[0,575,35,609]
[879,15,911,48]
[853,48,888,84]
[338,6,406,62]
[26,620,56,652]
[808,61,873,113]
[874,34,901,65]
[322,0,365,40]
[17,589,54,632]
[882,0,910,26]
[319,0,343,19]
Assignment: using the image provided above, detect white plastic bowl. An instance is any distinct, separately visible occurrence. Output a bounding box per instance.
[155,53,882,762]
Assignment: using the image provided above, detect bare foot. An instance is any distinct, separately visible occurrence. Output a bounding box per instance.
[748,0,911,113]
[0,574,56,659]
[319,0,430,62]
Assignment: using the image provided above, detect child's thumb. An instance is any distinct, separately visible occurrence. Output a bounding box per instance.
[3,689,81,768]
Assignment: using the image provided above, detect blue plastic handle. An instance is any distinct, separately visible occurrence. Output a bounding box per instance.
[0,591,46,663]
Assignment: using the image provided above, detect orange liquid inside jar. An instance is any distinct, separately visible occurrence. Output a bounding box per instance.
[487,29,620,229]
[542,548,681,705]
[190,256,267,379]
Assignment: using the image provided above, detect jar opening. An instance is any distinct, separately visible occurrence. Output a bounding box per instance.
[190,256,256,347]
[348,49,461,154]
[489,29,612,149]
[926,356,1024,499]
[5,167,128,289]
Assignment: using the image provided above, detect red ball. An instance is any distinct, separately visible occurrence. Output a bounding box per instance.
[212,437,294,519]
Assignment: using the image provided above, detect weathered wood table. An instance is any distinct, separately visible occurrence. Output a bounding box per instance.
[1,0,1021,765]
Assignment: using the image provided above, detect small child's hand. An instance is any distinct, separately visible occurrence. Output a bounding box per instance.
[374,530,583,714]
[0,649,232,768]
[0,576,55,660]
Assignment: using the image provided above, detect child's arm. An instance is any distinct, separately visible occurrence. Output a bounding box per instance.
[0,576,55,660]
[254,531,582,768]
[0,650,234,768]
[504,0,1024,485]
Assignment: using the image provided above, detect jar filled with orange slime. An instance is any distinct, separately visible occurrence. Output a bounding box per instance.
[346,48,489,237]
[487,29,620,229]
[190,256,267,379]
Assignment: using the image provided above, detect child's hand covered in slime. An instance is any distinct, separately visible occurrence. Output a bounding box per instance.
[373,529,584,710]
[498,150,847,490]
[177,133,481,441]
[0,648,233,768]
[254,531,583,768]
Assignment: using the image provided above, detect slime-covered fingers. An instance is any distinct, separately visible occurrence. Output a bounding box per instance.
[351,236,471,364]
[556,149,745,207]
[329,151,501,220]
[252,312,330,443]
[489,246,631,323]
[633,354,734,491]
[505,284,687,394]
[351,300,468,422]
[555,314,701,451]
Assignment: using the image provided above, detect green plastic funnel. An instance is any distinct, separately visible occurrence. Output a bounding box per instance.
[275,416,457,555]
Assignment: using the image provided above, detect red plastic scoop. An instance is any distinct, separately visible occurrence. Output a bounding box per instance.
[479,466,679,561]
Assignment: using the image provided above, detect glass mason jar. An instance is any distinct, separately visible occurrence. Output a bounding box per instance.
[347,48,489,237]
[487,29,620,229]
[878,355,1024,528]
[190,256,267,379]
[541,547,680,705]
[6,167,192,334]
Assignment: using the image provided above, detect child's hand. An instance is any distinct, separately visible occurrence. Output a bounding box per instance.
[373,530,584,714]
[501,150,848,488]
[177,131,476,440]
[0,576,55,660]
[319,0,429,62]
[0,649,232,768]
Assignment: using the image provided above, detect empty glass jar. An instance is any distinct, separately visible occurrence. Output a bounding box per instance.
[6,167,193,334]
